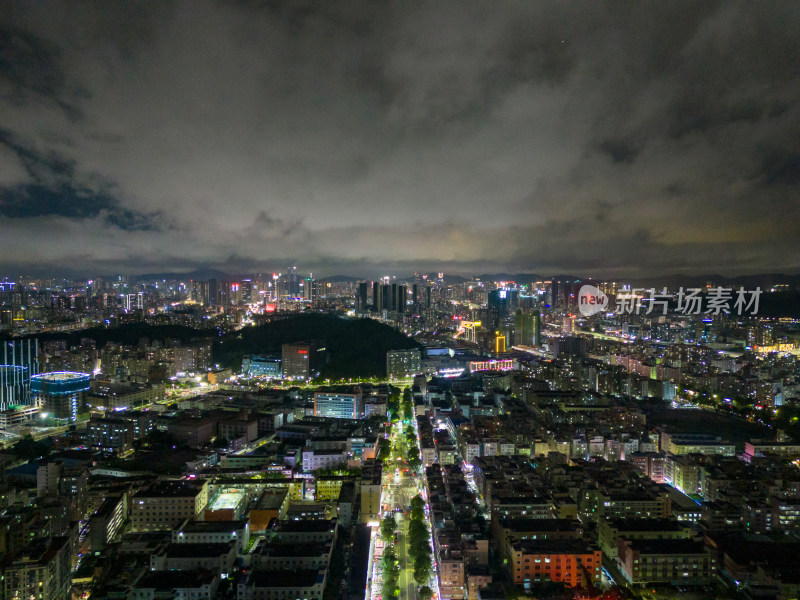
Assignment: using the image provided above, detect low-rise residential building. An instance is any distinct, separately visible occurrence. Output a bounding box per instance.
[149,541,237,574]
[237,569,326,600]
[302,448,347,472]
[250,490,290,532]
[618,539,716,586]
[3,537,72,600]
[130,569,220,600]
[507,540,602,589]
[271,519,338,544]
[172,519,250,553]
[131,480,209,532]
[251,540,333,571]
[90,493,127,553]
[85,417,136,453]
[597,518,690,558]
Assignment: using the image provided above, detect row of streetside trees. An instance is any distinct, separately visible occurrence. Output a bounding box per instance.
[377,436,391,462]
[403,387,422,472]
[388,386,402,422]
[381,514,400,598]
[401,387,413,419]
[403,389,434,600]
[409,493,434,593]
[405,423,422,472]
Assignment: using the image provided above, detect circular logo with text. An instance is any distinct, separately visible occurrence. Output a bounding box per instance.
[578,285,608,317]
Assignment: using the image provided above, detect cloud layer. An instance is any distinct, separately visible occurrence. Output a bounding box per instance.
[1,1,798,278]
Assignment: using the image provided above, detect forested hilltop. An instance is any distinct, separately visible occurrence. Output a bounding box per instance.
[215,313,420,380]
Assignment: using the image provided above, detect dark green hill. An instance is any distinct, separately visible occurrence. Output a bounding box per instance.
[213,314,420,379]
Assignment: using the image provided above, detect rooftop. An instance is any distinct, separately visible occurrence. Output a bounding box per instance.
[164,542,234,558]
[208,489,246,511]
[258,541,330,557]
[256,490,288,510]
[134,481,205,498]
[606,518,685,531]
[627,539,707,555]
[178,520,248,534]
[135,569,217,590]
[273,519,336,534]
[248,569,322,588]
[511,540,598,555]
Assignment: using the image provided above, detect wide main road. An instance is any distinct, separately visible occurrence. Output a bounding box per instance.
[368,401,439,600]
[387,416,418,600]
[385,411,427,600]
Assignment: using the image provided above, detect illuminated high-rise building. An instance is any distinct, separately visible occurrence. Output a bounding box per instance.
[390,284,407,313]
[301,276,319,302]
[124,292,143,312]
[532,310,542,346]
[386,349,421,379]
[0,339,39,410]
[371,282,392,313]
[31,371,90,422]
[314,390,363,419]
[281,341,326,380]
[241,279,253,303]
[357,282,370,313]
[514,309,543,346]
[495,332,507,353]
[207,279,219,305]
[286,266,300,298]
[371,282,382,313]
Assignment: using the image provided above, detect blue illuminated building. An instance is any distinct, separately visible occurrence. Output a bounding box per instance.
[242,354,282,378]
[0,339,39,410]
[31,372,91,422]
[313,391,363,420]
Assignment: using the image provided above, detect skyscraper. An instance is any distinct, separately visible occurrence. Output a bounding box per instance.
[357,282,369,313]
[281,341,326,380]
[207,279,218,306]
[287,266,300,298]
[514,310,533,346]
[513,310,542,347]
[0,339,39,410]
[391,284,407,313]
[371,282,383,313]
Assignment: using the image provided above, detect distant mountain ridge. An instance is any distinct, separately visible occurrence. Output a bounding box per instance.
[126,269,800,288]
[135,268,234,281]
[622,273,800,290]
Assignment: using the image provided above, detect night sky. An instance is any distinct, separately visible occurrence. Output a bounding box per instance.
[1,2,798,279]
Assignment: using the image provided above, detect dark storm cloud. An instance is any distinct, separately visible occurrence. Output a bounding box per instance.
[598,139,640,165]
[0,0,798,278]
[0,25,63,100]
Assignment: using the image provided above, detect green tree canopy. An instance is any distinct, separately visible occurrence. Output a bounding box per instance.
[10,434,50,462]
[413,554,432,583]
[381,514,397,541]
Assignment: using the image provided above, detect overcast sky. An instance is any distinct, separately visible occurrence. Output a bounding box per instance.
[1,1,798,279]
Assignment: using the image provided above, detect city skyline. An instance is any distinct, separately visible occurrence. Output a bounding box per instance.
[1,2,799,278]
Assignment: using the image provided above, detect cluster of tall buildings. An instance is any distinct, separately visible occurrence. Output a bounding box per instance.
[189,269,322,306]
[356,280,431,316]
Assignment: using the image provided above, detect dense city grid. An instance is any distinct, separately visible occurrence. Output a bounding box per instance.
[1,3,799,600]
